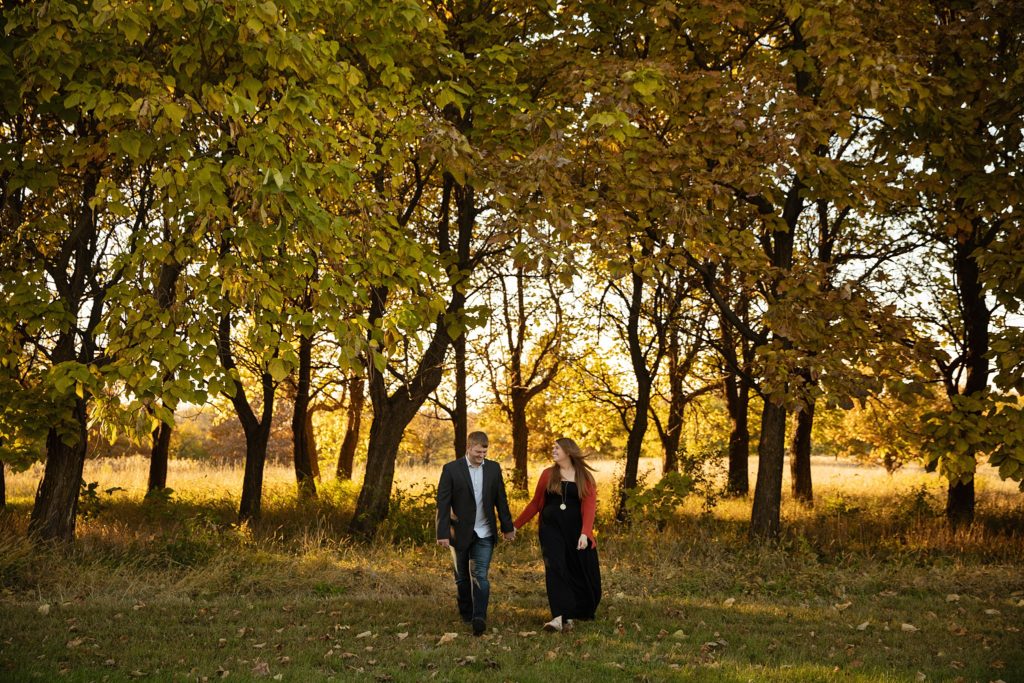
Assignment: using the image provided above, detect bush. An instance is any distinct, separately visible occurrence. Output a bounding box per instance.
[893,484,940,521]
[625,471,694,528]
[379,483,438,544]
[77,480,125,519]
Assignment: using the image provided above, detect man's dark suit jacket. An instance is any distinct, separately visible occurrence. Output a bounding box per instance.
[436,457,514,551]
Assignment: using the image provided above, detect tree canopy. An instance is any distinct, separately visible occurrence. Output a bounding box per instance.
[2,0,1022,542]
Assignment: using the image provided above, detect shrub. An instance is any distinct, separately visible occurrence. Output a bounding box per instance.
[77,480,125,519]
[379,482,438,544]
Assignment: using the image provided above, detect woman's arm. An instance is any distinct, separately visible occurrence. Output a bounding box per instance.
[514,469,550,529]
[580,485,597,546]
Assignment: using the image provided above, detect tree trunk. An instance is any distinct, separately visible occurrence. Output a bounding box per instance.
[661,333,685,474]
[349,401,413,537]
[453,331,467,460]
[617,393,649,522]
[336,375,364,480]
[510,390,529,491]
[147,418,172,493]
[349,171,471,538]
[946,479,975,528]
[28,397,88,543]
[616,270,651,523]
[292,333,317,499]
[28,161,104,543]
[305,411,320,479]
[148,253,182,496]
[218,298,276,523]
[724,369,751,496]
[946,233,990,528]
[0,459,5,508]
[789,399,814,505]
[750,399,787,539]
[747,160,798,539]
[239,422,272,521]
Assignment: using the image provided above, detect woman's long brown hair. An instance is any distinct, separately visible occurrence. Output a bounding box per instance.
[546,438,597,499]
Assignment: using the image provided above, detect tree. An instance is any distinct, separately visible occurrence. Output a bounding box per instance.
[349,0,570,537]
[476,239,566,491]
[574,0,929,537]
[648,274,716,475]
[1,0,198,541]
[892,0,1024,526]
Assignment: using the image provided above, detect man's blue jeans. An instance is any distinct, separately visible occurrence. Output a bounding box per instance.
[451,532,495,622]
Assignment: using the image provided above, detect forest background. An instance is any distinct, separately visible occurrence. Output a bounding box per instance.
[3,0,1023,541]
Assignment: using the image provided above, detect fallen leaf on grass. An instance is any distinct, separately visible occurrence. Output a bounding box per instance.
[456,655,476,666]
[356,631,372,639]
[251,661,271,677]
[856,621,870,631]
[38,604,50,615]
[834,601,853,611]
[672,630,687,639]
[915,672,926,681]
[396,632,409,640]
[984,609,1001,616]
[723,598,736,608]
[66,638,84,649]
[437,632,458,645]
[901,623,919,633]
[946,594,960,602]
[518,631,537,637]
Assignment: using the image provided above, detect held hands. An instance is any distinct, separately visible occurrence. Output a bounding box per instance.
[577,534,588,550]
[437,539,450,548]
[503,529,516,542]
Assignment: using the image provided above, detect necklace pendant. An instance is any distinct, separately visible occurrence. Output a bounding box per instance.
[559,503,567,510]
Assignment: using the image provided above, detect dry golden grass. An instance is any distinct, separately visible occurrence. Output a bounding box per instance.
[2,452,1023,682]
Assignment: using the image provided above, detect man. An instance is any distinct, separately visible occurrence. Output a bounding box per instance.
[436,431,515,636]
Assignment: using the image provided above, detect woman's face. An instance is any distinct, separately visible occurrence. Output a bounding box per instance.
[552,443,568,466]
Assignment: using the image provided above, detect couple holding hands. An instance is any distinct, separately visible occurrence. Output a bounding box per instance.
[435,432,602,636]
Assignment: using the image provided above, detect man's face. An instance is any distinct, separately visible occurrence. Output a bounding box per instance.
[467,443,487,466]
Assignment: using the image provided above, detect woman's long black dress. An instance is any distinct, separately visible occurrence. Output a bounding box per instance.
[538,480,602,620]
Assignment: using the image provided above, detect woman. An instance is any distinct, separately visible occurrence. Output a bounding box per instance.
[514,437,602,632]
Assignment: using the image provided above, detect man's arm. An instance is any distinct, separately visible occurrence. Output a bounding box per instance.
[494,464,515,537]
[436,464,453,547]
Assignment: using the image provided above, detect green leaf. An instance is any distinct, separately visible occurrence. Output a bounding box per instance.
[267,358,289,382]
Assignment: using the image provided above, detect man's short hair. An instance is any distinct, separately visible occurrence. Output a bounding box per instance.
[467,431,489,448]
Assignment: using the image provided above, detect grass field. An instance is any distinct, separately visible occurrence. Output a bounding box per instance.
[2,454,1023,682]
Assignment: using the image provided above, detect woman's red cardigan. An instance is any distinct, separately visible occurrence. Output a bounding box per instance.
[513,467,597,546]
